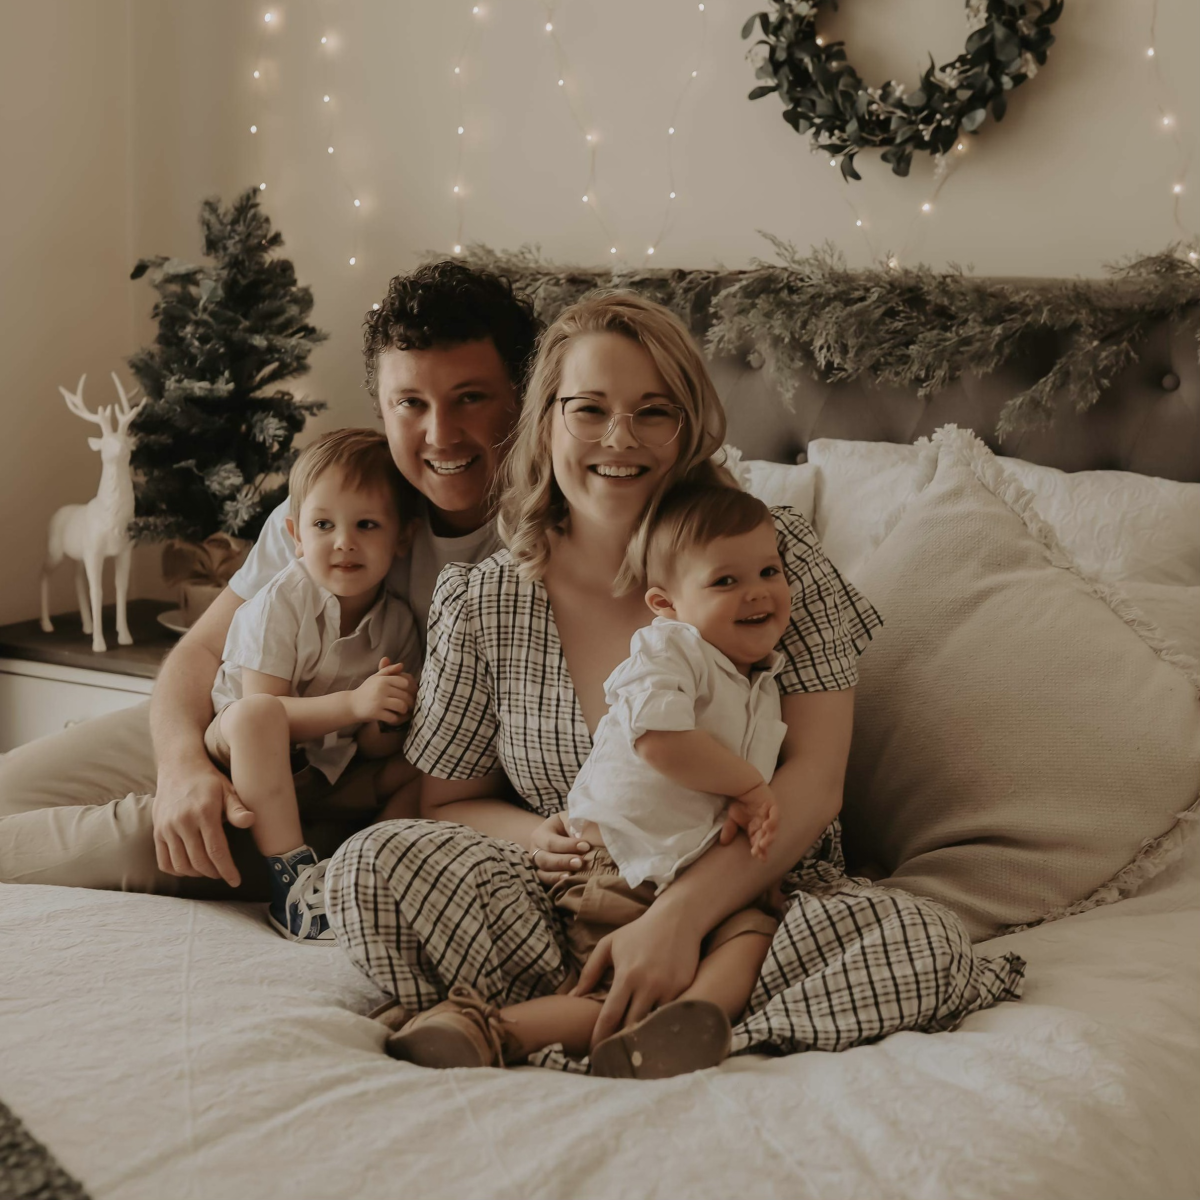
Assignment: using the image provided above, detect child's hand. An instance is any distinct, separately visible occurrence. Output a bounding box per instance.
[350,656,415,726]
[719,780,779,860]
[529,812,591,885]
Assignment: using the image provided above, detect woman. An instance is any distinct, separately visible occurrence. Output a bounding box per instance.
[324,292,1024,1067]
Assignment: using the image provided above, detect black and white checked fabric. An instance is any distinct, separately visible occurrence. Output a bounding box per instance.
[328,506,1025,1065]
[403,507,883,813]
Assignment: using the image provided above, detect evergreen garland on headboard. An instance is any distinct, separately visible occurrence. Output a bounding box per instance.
[456,241,1200,435]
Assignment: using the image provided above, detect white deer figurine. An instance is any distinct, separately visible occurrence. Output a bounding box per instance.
[40,373,147,652]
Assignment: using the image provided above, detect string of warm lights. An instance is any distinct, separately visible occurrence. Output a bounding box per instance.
[251,6,366,270]
[451,2,710,264]
[1147,0,1197,260]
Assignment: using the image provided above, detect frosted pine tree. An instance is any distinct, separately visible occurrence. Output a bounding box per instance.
[128,188,327,545]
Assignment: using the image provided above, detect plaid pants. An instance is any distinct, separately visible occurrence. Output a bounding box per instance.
[325,819,1025,1065]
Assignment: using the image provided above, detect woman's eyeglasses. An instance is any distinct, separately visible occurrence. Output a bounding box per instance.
[558,397,685,447]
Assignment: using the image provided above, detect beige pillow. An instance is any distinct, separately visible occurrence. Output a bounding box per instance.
[842,426,1200,941]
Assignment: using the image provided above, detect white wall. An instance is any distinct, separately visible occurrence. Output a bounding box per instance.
[2,0,1197,621]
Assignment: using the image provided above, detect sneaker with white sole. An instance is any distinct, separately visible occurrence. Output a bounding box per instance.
[265,848,335,943]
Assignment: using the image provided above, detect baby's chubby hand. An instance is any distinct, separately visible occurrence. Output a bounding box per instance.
[349,655,416,726]
[719,779,779,860]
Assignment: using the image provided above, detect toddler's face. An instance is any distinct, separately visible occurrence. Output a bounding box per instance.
[287,467,411,600]
[647,519,792,670]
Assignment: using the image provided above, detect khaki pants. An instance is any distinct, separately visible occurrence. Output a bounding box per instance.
[0,703,380,900]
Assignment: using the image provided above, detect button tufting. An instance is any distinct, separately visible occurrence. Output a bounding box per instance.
[1161,372,1181,391]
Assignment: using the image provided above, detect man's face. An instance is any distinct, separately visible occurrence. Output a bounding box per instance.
[376,340,520,534]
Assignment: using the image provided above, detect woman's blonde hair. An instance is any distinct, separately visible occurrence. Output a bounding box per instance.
[497,290,729,593]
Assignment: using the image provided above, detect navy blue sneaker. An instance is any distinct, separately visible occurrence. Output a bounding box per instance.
[265,847,334,943]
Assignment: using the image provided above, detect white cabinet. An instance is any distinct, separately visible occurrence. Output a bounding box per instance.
[0,657,153,753]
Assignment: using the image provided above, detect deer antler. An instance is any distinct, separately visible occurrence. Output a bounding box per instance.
[59,374,113,434]
[110,372,146,433]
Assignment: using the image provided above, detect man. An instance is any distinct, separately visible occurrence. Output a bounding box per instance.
[0,261,540,897]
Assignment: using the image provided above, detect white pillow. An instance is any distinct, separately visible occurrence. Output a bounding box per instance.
[996,459,1200,586]
[806,437,1200,587]
[721,444,816,520]
[806,438,938,578]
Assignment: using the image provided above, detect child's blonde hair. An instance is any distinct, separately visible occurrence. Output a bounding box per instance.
[644,483,772,590]
[289,428,417,522]
[497,290,728,594]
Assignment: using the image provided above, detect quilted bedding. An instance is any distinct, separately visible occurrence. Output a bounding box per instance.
[1,832,1197,1200]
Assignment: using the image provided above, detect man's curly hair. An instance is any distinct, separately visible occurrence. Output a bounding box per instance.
[362,260,541,399]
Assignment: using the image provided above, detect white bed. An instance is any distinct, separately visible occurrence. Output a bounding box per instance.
[3,823,1197,1200]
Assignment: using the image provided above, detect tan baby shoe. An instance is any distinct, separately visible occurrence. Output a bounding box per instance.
[590,999,732,1080]
[367,997,413,1034]
[386,983,521,1069]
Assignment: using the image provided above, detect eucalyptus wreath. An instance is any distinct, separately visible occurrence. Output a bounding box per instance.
[742,0,1063,180]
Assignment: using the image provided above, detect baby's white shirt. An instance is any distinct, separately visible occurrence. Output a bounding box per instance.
[211,558,423,784]
[567,617,788,892]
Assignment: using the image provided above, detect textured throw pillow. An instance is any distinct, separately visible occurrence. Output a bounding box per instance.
[806,438,938,578]
[842,426,1200,941]
[1119,584,1200,664]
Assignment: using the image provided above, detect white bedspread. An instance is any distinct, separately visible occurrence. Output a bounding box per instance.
[3,835,1198,1200]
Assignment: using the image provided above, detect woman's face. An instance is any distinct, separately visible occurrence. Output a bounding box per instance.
[550,332,685,531]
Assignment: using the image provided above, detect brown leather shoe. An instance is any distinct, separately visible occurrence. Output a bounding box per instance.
[385,984,521,1069]
[590,999,731,1080]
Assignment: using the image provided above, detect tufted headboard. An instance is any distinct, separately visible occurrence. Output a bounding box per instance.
[698,305,1200,483]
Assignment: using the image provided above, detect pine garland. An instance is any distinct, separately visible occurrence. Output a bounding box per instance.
[128,189,328,544]
[459,241,1200,435]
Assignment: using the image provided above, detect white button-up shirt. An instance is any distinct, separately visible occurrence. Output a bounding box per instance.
[567,617,788,892]
[212,559,423,783]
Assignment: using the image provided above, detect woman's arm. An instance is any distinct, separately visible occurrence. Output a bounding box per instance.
[577,688,856,1043]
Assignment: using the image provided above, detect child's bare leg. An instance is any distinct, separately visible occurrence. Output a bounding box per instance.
[499,994,604,1060]
[220,695,303,856]
[679,931,773,1022]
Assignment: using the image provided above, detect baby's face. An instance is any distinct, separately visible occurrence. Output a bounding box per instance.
[287,467,410,599]
[650,519,792,669]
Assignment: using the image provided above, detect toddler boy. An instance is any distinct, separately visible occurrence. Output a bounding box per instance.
[207,429,422,942]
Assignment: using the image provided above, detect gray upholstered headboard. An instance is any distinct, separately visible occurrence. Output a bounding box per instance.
[699,310,1200,483]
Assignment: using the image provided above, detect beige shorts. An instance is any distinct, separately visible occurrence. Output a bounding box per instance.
[203,705,381,818]
[547,848,780,994]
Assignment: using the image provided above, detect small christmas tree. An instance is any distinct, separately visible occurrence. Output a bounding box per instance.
[128,188,327,546]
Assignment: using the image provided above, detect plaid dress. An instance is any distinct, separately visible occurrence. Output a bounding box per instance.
[326,508,1025,1067]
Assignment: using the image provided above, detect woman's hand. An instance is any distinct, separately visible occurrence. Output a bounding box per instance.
[529,812,590,885]
[571,903,703,1047]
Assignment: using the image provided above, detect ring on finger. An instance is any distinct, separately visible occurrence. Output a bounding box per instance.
[531,847,543,869]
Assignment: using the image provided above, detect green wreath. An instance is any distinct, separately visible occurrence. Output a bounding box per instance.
[743,0,1063,180]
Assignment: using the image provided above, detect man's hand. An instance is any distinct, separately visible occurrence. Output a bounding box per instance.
[529,811,590,885]
[571,904,703,1047]
[350,657,416,726]
[718,779,779,860]
[152,758,255,887]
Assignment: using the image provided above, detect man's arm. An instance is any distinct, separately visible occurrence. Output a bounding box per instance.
[149,587,254,886]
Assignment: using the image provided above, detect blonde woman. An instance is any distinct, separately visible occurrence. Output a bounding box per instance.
[324,292,1025,1073]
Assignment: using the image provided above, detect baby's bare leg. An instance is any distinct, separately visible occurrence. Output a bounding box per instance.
[500,994,604,1060]
[220,695,303,857]
[679,931,774,1022]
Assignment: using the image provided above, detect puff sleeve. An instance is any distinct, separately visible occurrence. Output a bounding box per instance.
[772,505,884,693]
[404,563,500,779]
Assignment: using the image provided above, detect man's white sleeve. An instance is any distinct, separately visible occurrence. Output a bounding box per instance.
[228,501,295,600]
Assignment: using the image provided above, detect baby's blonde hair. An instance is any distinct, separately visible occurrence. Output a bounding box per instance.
[289,428,417,523]
[496,290,728,594]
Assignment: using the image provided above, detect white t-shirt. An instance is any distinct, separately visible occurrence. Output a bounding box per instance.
[229,498,502,636]
[212,559,423,784]
[567,618,788,892]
